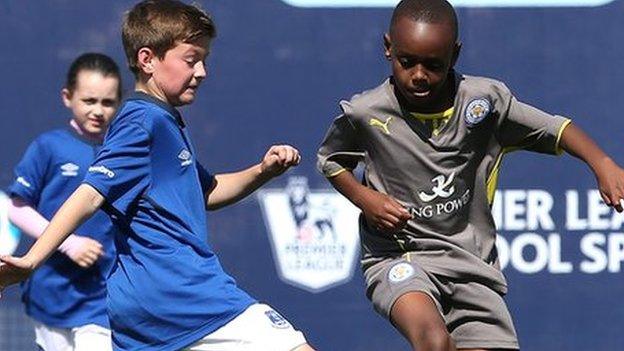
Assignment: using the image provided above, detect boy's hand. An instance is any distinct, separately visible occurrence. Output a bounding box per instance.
[359,188,412,233]
[0,255,35,298]
[58,235,104,268]
[594,158,624,212]
[260,145,301,178]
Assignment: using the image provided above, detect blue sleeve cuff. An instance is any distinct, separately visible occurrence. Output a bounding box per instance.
[7,180,37,205]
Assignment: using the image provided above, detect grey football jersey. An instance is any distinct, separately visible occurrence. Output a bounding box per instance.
[317,73,570,293]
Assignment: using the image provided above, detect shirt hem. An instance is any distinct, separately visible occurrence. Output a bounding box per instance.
[26,309,109,329]
[454,339,519,350]
[116,300,256,351]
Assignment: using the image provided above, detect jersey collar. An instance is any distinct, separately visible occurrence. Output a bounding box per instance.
[127,91,186,128]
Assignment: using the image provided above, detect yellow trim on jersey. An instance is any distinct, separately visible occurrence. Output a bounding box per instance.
[555,119,572,155]
[411,108,454,136]
[326,168,349,178]
[411,107,455,120]
[432,119,440,136]
[486,119,570,203]
[486,147,520,205]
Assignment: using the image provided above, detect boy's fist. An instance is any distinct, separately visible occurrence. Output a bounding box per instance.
[261,145,301,178]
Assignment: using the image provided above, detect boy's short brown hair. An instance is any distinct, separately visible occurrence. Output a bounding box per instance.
[122,0,216,76]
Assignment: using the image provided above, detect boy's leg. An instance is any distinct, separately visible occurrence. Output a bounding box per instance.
[184,303,313,351]
[32,320,73,351]
[364,255,454,351]
[445,280,518,351]
[391,292,456,351]
[72,324,113,351]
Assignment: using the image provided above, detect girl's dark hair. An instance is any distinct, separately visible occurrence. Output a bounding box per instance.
[65,53,122,98]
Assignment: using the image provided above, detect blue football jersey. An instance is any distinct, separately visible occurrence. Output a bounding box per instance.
[8,127,116,328]
[83,92,255,351]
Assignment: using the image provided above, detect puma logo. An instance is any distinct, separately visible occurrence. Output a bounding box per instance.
[369,117,392,135]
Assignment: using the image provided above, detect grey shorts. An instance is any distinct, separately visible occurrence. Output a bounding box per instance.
[364,254,519,350]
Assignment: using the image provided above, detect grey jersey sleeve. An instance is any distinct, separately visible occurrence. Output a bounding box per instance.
[496,85,570,154]
[317,104,365,178]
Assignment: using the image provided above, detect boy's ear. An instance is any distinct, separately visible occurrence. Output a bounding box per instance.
[61,88,72,108]
[137,47,156,74]
[383,33,392,61]
[451,41,462,67]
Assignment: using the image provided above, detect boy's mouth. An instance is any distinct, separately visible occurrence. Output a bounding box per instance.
[409,84,432,98]
[412,90,430,98]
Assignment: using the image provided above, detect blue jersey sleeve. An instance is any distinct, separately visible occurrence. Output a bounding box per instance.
[8,138,49,206]
[83,121,151,215]
[196,162,215,195]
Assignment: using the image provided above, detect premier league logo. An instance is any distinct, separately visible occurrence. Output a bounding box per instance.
[258,176,360,292]
[0,191,21,256]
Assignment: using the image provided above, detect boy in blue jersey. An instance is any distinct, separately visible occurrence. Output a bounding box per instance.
[0,1,314,351]
[7,53,121,351]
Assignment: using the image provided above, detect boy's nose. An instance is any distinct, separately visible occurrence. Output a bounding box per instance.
[93,104,104,117]
[411,64,428,82]
[195,61,207,78]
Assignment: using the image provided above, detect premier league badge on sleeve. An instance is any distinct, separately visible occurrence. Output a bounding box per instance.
[465,98,491,127]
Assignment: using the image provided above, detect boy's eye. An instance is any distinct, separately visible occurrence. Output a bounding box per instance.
[82,98,97,105]
[425,61,444,72]
[398,58,415,68]
[102,99,118,107]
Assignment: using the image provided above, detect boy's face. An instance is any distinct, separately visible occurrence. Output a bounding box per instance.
[384,16,460,110]
[152,36,211,106]
[62,70,120,139]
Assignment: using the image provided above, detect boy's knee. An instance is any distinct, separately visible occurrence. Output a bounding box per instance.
[411,327,453,351]
[424,329,453,351]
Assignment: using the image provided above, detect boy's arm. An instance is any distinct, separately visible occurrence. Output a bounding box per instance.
[9,198,104,268]
[205,145,300,210]
[0,184,104,294]
[560,123,624,212]
[329,171,411,233]
[317,111,409,233]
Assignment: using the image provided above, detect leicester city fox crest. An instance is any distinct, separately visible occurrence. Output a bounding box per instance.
[465,98,491,127]
[258,176,360,292]
[388,262,415,284]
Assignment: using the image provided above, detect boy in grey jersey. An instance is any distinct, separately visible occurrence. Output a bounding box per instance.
[317,0,624,350]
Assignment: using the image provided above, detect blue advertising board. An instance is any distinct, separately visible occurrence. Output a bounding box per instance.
[1,1,623,350]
